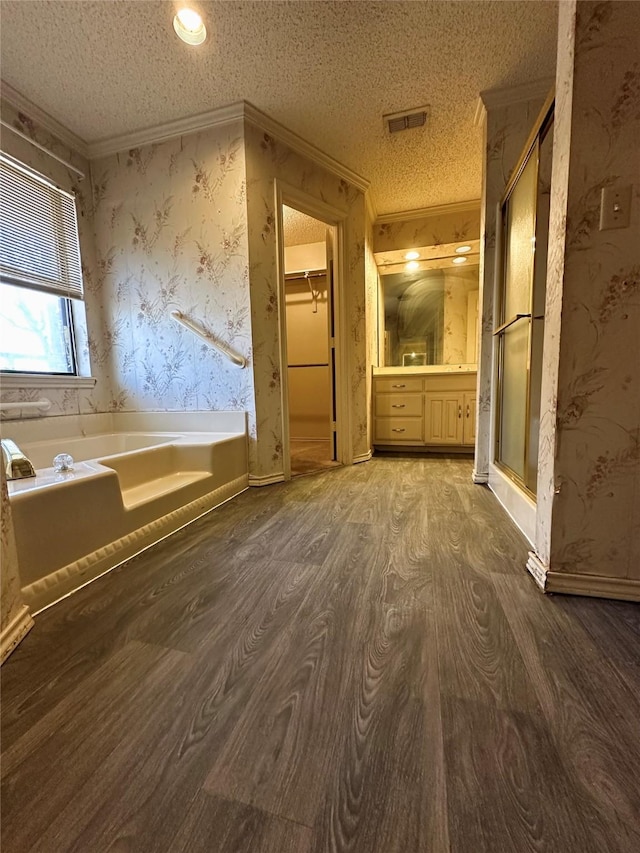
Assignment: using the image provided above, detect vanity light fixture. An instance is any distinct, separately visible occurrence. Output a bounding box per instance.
[455,245,472,254]
[405,260,420,272]
[452,256,467,265]
[173,7,207,45]
[404,251,420,260]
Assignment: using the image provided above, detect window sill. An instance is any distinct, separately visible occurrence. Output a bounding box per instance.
[0,373,97,390]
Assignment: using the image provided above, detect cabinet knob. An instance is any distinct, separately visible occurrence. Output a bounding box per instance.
[391,404,406,408]
[392,428,406,433]
[466,404,470,418]
[458,405,462,419]
[391,383,405,388]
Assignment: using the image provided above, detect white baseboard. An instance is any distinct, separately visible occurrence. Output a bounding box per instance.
[353,450,372,464]
[248,472,285,487]
[0,604,34,664]
[546,571,640,602]
[526,551,640,601]
[472,468,489,484]
[526,551,548,591]
[488,463,536,545]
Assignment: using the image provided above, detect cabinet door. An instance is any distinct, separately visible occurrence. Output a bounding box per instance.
[463,393,476,445]
[424,394,463,444]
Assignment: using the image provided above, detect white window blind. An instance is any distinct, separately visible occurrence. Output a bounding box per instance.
[0,153,84,300]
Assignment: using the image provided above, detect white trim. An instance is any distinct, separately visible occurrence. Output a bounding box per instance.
[248,472,285,487]
[353,450,372,464]
[2,91,372,195]
[0,604,34,664]
[243,102,369,193]
[1,82,89,158]
[472,469,489,484]
[87,101,245,159]
[375,200,481,224]
[473,96,487,128]
[274,179,351,480]
[488,462,536,545]
[86,100,371,194]
[546,571,640,603]
[0,373,96,390]
[479,78,555,113]
[526,550,548,591]
[365,191,377,225]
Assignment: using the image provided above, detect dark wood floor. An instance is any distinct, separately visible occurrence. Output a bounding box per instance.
[290,439,340,477]
[2,457,640,853]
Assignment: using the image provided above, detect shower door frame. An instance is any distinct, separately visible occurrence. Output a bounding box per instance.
[493,92,555,498]
[274,181,350,481]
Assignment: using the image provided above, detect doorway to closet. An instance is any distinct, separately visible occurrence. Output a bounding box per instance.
[282,205,340,477]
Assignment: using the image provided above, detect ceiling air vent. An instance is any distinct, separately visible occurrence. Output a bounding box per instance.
[384,105,430,134]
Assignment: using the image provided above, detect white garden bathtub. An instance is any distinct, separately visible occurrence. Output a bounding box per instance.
[4,412,248,612]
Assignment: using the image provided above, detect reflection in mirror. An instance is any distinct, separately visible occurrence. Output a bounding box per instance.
[382,265,479,367]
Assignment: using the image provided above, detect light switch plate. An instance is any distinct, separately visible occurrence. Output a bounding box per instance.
[599,184,632,230]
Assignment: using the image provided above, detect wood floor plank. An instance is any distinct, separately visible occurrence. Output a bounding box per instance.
[169,792,312,853]
[46,560,326,852]
[492,574,640,845]
[1,641,190,851]
[311,592,448,852]
[203,522,379,827]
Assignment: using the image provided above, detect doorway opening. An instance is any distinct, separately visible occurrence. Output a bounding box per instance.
[281,205,341,478]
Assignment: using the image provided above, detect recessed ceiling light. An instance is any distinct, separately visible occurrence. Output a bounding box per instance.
[173,8,207,45]
[404,251,420,260]
[452,256,467,265]
[455,245,472,254]
[405,260,420,272]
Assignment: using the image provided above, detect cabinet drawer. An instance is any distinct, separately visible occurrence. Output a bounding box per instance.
[374,377,423,394]
[375,394,422,417]
[374,417,423,442]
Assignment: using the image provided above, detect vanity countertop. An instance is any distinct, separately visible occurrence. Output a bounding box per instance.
[373,364,477,377]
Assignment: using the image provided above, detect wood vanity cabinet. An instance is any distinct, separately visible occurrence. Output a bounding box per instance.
[373,371,477,450]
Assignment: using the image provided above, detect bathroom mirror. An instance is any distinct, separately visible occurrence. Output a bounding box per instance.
[381,265,479,368]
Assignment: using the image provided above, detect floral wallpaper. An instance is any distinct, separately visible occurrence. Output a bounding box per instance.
[475,95,547,480]
[0,99,112,416]
[536,0,640,582]
[91,121,257,460]
[243,120,369,479]
[374,208,481,254]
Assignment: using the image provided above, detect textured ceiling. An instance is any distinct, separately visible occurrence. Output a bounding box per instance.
[283,206,327,246]
[0,1,558,214]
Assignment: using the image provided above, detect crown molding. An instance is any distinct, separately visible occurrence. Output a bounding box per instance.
[0,81,89,158]
[84,98,371,194]
[365,191,377,225]
[242,102,370,194]
[375,199,481,225]
[476,77,555,125]
[87,101,246,159]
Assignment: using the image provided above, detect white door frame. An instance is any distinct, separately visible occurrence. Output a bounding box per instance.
[274,180,351,480]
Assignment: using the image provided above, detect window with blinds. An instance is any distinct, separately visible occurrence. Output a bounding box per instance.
[0,153,84,300]
[0,153,82,375]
